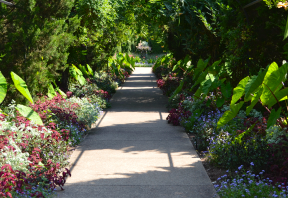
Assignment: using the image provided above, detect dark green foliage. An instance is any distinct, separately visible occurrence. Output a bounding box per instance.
[137,0,288,86]
[211,134,270,172]
[69,0,140,71]
[0,0,142,104]
[0,0,79,103]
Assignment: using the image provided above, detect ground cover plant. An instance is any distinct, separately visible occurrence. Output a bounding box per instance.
[215,164,288,198]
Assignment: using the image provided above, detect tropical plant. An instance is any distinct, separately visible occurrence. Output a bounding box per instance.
[217,62,288,129]
[0,71,43,125]
[170,57,232,109]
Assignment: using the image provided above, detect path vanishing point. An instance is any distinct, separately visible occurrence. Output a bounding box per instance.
[56,67,217,198]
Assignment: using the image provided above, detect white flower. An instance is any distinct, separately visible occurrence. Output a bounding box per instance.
[277,1,288,9]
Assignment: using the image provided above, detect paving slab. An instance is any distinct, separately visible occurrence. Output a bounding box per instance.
[56,67,217,198]
[57,185,215,198]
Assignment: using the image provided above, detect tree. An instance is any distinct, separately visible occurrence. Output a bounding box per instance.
[0,0,79,103]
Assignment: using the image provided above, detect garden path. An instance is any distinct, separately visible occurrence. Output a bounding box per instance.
[56,67,217,198]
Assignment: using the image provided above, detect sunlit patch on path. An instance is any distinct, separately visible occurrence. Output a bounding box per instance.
[56,67,217,198]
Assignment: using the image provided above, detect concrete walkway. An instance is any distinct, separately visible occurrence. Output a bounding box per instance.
[57,67,217,198]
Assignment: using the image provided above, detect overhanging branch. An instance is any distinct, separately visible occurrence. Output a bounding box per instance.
[0,0,14,7]
[243,0,262,9]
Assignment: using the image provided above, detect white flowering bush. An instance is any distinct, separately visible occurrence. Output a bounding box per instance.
[182,96,207,113]
[0,113,71,197]
[266,125,288,144]
[0,120,70,171]
[65,96,102,128]
[93,71,118,94]
[0,136,30,172]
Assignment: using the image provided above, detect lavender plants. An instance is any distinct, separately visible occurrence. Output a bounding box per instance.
[215,164,288,198]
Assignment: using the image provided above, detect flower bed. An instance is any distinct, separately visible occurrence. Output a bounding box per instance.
[153,54,288,197]
[0,66,131,197]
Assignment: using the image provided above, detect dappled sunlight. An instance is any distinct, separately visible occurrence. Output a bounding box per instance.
[73,147,197,159]
[66,156,202,184]
[121,87,156,89]
[56,67,216,197]
[125,80,154,82]
[98,112,168,126]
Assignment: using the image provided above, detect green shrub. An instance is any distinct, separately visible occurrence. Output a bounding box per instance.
[93,72,118,94]
[208,132,270,172]
[65,97,102,128]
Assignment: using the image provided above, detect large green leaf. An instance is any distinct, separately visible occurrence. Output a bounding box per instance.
[217,101,244,128]
[267,108,281,129]
[211,78,222,90]
[172,60,181,71]
[201,74,215,95]
[79,64,89,77]
[170,79,185,100]
[69,66,78,79]
[190,71,208,91]
[208,60,222,75]
[246,87,263,115]
[221,82,232,99]
[182,55,191,70]
[130,58,136,69]
[111,62,120,76]
[266,62,279,75]
[216,97,225,108]
[193,58,210,80]
[47,84,57,99]
[231,76,250,105]
[193,87,202,99]
[125,53,130,63]
[11,72,34,104]
[78,76,86,86]
[125,54,135,69]
[55,87,67,98]
[71,65,86,85]
[266,87,288,108]
[86,64,94,76]
[72,64,83,76]
[116,53,124,62]
[244,68,267,100]
[284,14,288,40]
[0,71,7,104]
[16,104,43,125]
[261,63,288,105]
